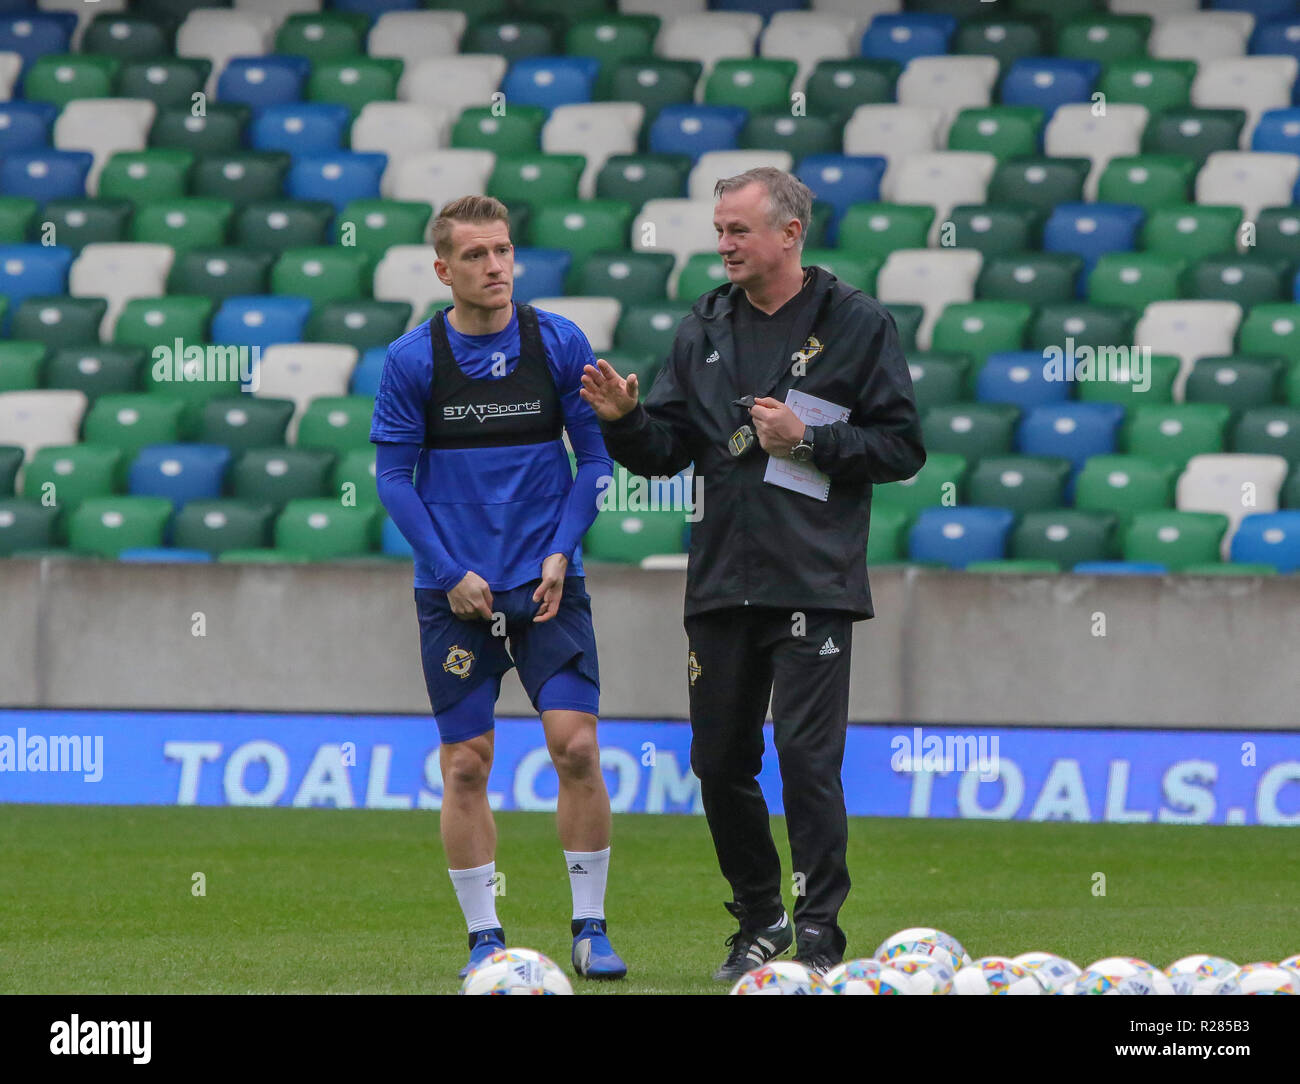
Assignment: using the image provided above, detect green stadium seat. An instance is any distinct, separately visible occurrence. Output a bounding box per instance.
[887,304,924,353]
[129,198,234,252]
[114,296,213,351]
[866,504,910,564]
[1074,454,1178,515]
[68,495,172,557]
[837,203,934,258]
[451,106,546,155]
[12,297,108,349]
[921,404,1020,459]
[968,455,1071,513]
[944,205,1040,256]
[43,346,145,400]
[0,196,37,243]
[149,105,250,155]
[1122,510,1229,570]
[232,448,334,508]
[0,445,20,496]
[987,157,1089,214]
[1141,108,1246,168]
[952,16,1048,74]
[335,199,433,260]
[198,397,295,453]
[1232,407,1300,461]
[1253,207,1300,262]
[1088,252,1185,308]
[906,353,972,410]
[306,302,412,352]
[275,12,370,62]
[190,152,290,208]
[1141,204,1242,261]
[1056,14,1152,63]
[595,154,690,205]
[530,200,634,262]
[271,247,370,305]
[1186,562,1276,575]
[704,59,797,112]
[167,248,275,299]
[332,448,378,509]
[217,548,311,564]
[0,342,46,393]
[599,350,660,392]
[1028,305,1137,353]
[615,305,691,363]
[22,445,122,516]
[116,58,211,108]
[872,452,967,515]
[1011,509,1119,565]
[566,14,660,99]
[676,253,729,302]
[307,58,402,117]
[234,201,334,252]
[41,199,133,251]
[805,60,899,124]
[1183,256,1289,307]
[946,107,1044,161]
[1010,0,1116,27]
[607,60,702,126]
[966,559,1062,573]
[1283,463,1300,506]
[98,149,194,204]
[489,154,585,215]
[930,301,1034,364]
[173,499,274,555]
[83,12,177,60]
[1184,356,1285,413]
[1098,59,1197,117]
[24,55,119,107]
[977,252,1083,304]
[0,500,58,555]
[583,506,686,563]
[1238,303,1300,364]
[275,499,377,559]
[577,252,674,307]
[1123,404,1232,467]
[1096,154,1196,211]
[295,397,376,456]
[1076,354,1179,406]
[800,249,880,294]
[740,112,841,160]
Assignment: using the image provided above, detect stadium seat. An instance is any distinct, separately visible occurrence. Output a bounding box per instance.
[168,248,274,300]
[130,198,234,254]
[1135,300,1245,399]
[975,352,1067,410]
[1071,561,1168,574]
[688,151,793,204]
[1073,455,1179,515]
[865,503,909,564]
[1044,104,1150,200]
[648,105,747,163]
[53,99,155,195]
[905,353,971,410]
[861,13,957,67]
[542,103,643,199]
[332,448,378,509]
[295,396,375,457]
[1088,252,1186,309]
[1185,255,1289,306]
[1017,403,1126,473]
[210,296,312,350]
[24,54,119,108]
[250,104,350,155]
[583,505,687,564]
[127,443,231,506]
[529,297,620,353]
[1196,150,1300,223]
[1185,355,1287,412]
[79,393,182,462]
[197,397,294,454]
[306,302,412,354]
[943,205,1040,256]
[0,150,93,202]
[967,455,1071,514]
[795,155,885,243]
[172,498,274,554]
[1142,107,1247,167]
[1229,510,1300,570]
[532,199,635,267]
[1027,304,1137,356]
[274,11,369,62]
[1077,354,1180,407]
[274,498,377,559]
[349,351,386,399]
[82,11,175,61]
[67,494,172,557]
[189,151,288,208]
[593,157,688,222]
[335,198,432,260]
[946,106,1044,161]
[897,56,1001,136]
[921,403,1019,459]
[0,101,58,156]
[12,296,107,349]
[1042,202,1145,275]
[1177,452,1289,556]
[307,58,402,119]
[1098,59,1197,119]
[999,58,1100,119]
[0,343,45,395]
[1231,406,1300,460]
[352,104,451,174]
[253,344,358,441]
[149,105,249,156]
[1250,107,1300,156]
[21,444,122,515]
[463,15,560,66]
[876,249,982,351]
[987,155,1089,213]
[44,345,144,402]
[872,452,967,516]
[576,252,673,308]
[371,245,450,318]
[1238,301,1300,363]
[1141,203,1243,261]
[216,56,309,109]
[271,247,368,307]
[397,54,506,121]
[880,151,997,246]
[0,245,72,332]
[502,247,568,304]
[231,447,333,508]
[1010,509,1119,565]
[631,198,714,279]
[907,506,1015,569]
[1096,155,1197,212]
[804,57,899,125]
[1192,57,1299,147]
[930,300,1033,364]
[1056,13,1153,63]
[952,14,1047,75]
[1124,403,1234,466]
[176,9,275,96]
[657,11,761,77]
[759,11,856,93]
[836,202,933,259]
[488,153,584,214]
[564,13,657,99]
[886,304,924,352]
[605,58,702,126]
[1248,13,1300,62]
[704,57,797,113]
[1151,13,1253,65]
[843,105,944,185]
[285,153,386,212]
[977,252,1084,305]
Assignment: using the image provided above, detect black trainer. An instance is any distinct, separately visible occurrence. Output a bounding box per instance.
[793,922,845,976]
[712,902,793,982]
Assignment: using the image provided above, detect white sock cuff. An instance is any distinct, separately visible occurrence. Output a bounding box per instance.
[563,847,610,862]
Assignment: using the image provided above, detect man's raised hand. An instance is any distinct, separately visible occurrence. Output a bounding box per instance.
[579,358,639,421]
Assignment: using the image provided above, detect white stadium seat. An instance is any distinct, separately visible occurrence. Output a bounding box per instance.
[843,104,945,188]
[53,99,156,196]
[1195,150,1300,226]
[1044,103,1149,201]
[1133,300,1244,401]
[0,52,22,101]
[657,13,763,80]
[367,11,464,63]
[373,246,452,328]
[896,56,1000,139]
[69,243,175,341]
[760,12,856,93]
[384,148,495,205]
[542,103,644,199]
[528,297,621,353]
[1177,453,1288,558]
[0,390,87,467]
[632,198,718,283]
[1110,0,1200,15]
[881,151,997,247]
[1149,13,1253,65]
[812,0,899,23]
[875,249,983,351]
[619,0,706,15]
[351,103,451,174]
[688,150,793,203]
[233,0,320,19]
[253,345,358,443]
[1192,57,1299,148]
[176,10,276,95]
[399,55,507,118]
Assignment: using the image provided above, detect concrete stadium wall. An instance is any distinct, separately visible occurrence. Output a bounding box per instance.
[1,559,1298,727]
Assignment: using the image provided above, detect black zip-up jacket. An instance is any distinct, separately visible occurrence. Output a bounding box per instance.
[599,266,926,620]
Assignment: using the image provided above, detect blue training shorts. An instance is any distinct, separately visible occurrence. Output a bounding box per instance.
[415,575,600,743]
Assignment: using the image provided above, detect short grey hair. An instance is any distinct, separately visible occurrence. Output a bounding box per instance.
[714,166,812,249]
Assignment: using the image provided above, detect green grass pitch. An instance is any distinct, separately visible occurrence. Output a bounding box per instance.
[3,805,1297,995]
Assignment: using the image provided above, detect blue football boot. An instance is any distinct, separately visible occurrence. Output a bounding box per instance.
[458,927,506,979]
[571,918,628,980]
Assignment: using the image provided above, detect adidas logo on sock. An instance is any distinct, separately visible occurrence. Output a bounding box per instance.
[568,863,587,874]
[818,637,839,656]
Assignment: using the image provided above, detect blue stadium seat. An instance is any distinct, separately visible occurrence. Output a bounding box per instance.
[502,57,601,113]
[1043,202,1145,275]
[128,444,233,506]
[331,0,418,13]
[0,101,57,153]
[1226,1,1300,20]
[0,150,92,200]
[861,14,957,66]
[211,296,312,349]
[1251,108,1300,153]
[382,516,414,558]
[796,155,886,245]
[908,506,1015,569]
[1249,16,1300,60]
[119,548,213,563]
[977,352,1070,410]
[0,12,75,69]
[351,347,387,397]
[648,105,748,162]
[1072,561,1168,574]
[1000,59,1101,119]
[511,247,571,304]
[1016,403,1125,478]
[0,243,72,332]
[217,56,311,110]
[251,104,352,155]
[1230,510,1300,571]
[286,152,387,211]
[713,0,805,12]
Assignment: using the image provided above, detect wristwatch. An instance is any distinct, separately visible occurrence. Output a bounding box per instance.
[790,426,814,463]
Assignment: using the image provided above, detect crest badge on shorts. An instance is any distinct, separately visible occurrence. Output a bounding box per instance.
[443,644,474,679]
[688,650,701,686]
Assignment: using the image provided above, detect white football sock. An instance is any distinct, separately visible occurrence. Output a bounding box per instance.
[448,862,501,934]
[564,847,610,922]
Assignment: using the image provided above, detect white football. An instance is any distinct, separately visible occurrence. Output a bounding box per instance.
[1013,952,1082,994]
[889,951,956,994]
[460,947,573,995]
[1165,955,1241,995]
[730,960,833,995]
[875,927,968,970]
[1235,963,1299,995]
[824,958,910,995]
[1073,956,1173,995]
[953,956,1040,995]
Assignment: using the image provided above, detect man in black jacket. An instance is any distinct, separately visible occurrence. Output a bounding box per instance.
[580,167,925,979]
